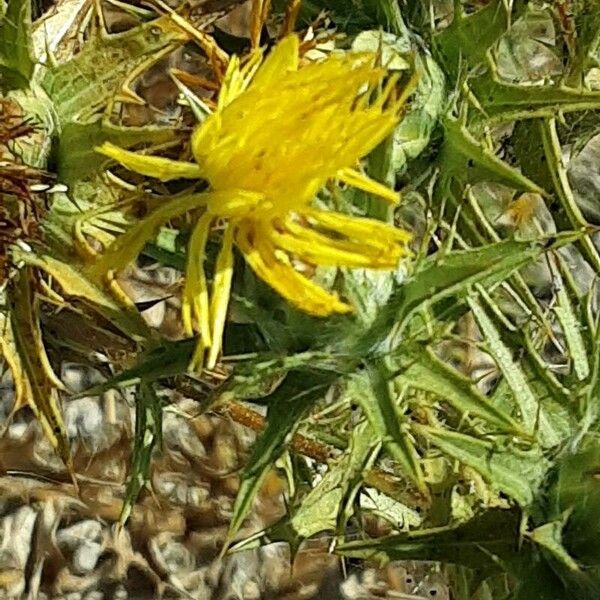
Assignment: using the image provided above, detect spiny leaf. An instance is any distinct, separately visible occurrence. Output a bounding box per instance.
[289,419,377,538]
[468,296,560,447]
[540,117,600,272]
[296,0,406,34]
[470,76,600,125]
[433,0,509,76]
[56,118,179,184]
[42,16,188,122]
[0,311,28,412]
[7,269,73,474]
[361,364,425,491]
[439,117,544,194]
[566,0,600,83]
[529,520,580,574]
[226,369,335,548]
[43,177,129,251]
[395,342,525,435]
[362,234,580,351]
[337,507,523,570]
[5,87,57,169]
[414,424,549,507]
[120,381,163,524]
[73,338,196,398]
[554,269,590,382]
[391,53,446,174]
[577,316,600,441]
[225,351,342,401]
[13,249,152,342]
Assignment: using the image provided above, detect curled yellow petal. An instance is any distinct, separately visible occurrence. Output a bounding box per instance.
[269,220,402,268]
[336,167,399,205]
[236,221,353,317]
[303,208,412,245]
[206,224,235,369]
[182,213,213,347]
[96,142,203,181]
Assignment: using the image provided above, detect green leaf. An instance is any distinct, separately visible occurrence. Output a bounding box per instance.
[224,351,341,401]
[351,29,446,177]
[539,117,600,272]
[7,269,73,473]
[470,77,600,125]
[0,0,34,90]
[337,507,523,570]
[360,365,425,491]
[227,369,335,547]
[56,118,178,184]
[294,0,407,34]
[73,338,196,398]
[392,54,446,174]
[439,117,544,194]
[13,249,152,343]
[551,447,600,566]
[433,0,509,76]
[290,420,377,538]
[5,87,57,169]
[396,342,525,435]
[362,235,580,352]
[567,0,600,83]
[529,520,580,574]
[120,381,163,524]
[468,297,560,447]
[42,16,187,122]
[414,424,548,507]
[554,272,590,382]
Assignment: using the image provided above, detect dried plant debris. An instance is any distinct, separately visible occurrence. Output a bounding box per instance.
[3,0,600,599]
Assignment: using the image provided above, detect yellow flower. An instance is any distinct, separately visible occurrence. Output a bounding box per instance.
[93,34,413,370]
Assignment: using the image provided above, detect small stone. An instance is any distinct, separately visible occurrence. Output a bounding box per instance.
[0,506,37,569]
[149,533,195,575]
[57,520,103,550]
[242,580,261,600]
[61,363,105,394]
[72,540,103,574]
[162,413,206,459]
[64,398,104,442]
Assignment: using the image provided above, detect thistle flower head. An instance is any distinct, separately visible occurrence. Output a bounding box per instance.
[192,36,399,210]
[94,34,414,369]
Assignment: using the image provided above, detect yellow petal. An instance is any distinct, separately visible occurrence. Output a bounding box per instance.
[206,189,265,218]
[218,56,241,110]
[304,208,412,245]
[251,34,299,88]
[270,219,403,268]
[182,213,213,347]
[336,167,399,205]
[96,142,203,181]
[189,337,209,373]
[218,51,264,109]
[236,221,353,316]
[206,224,235,369]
